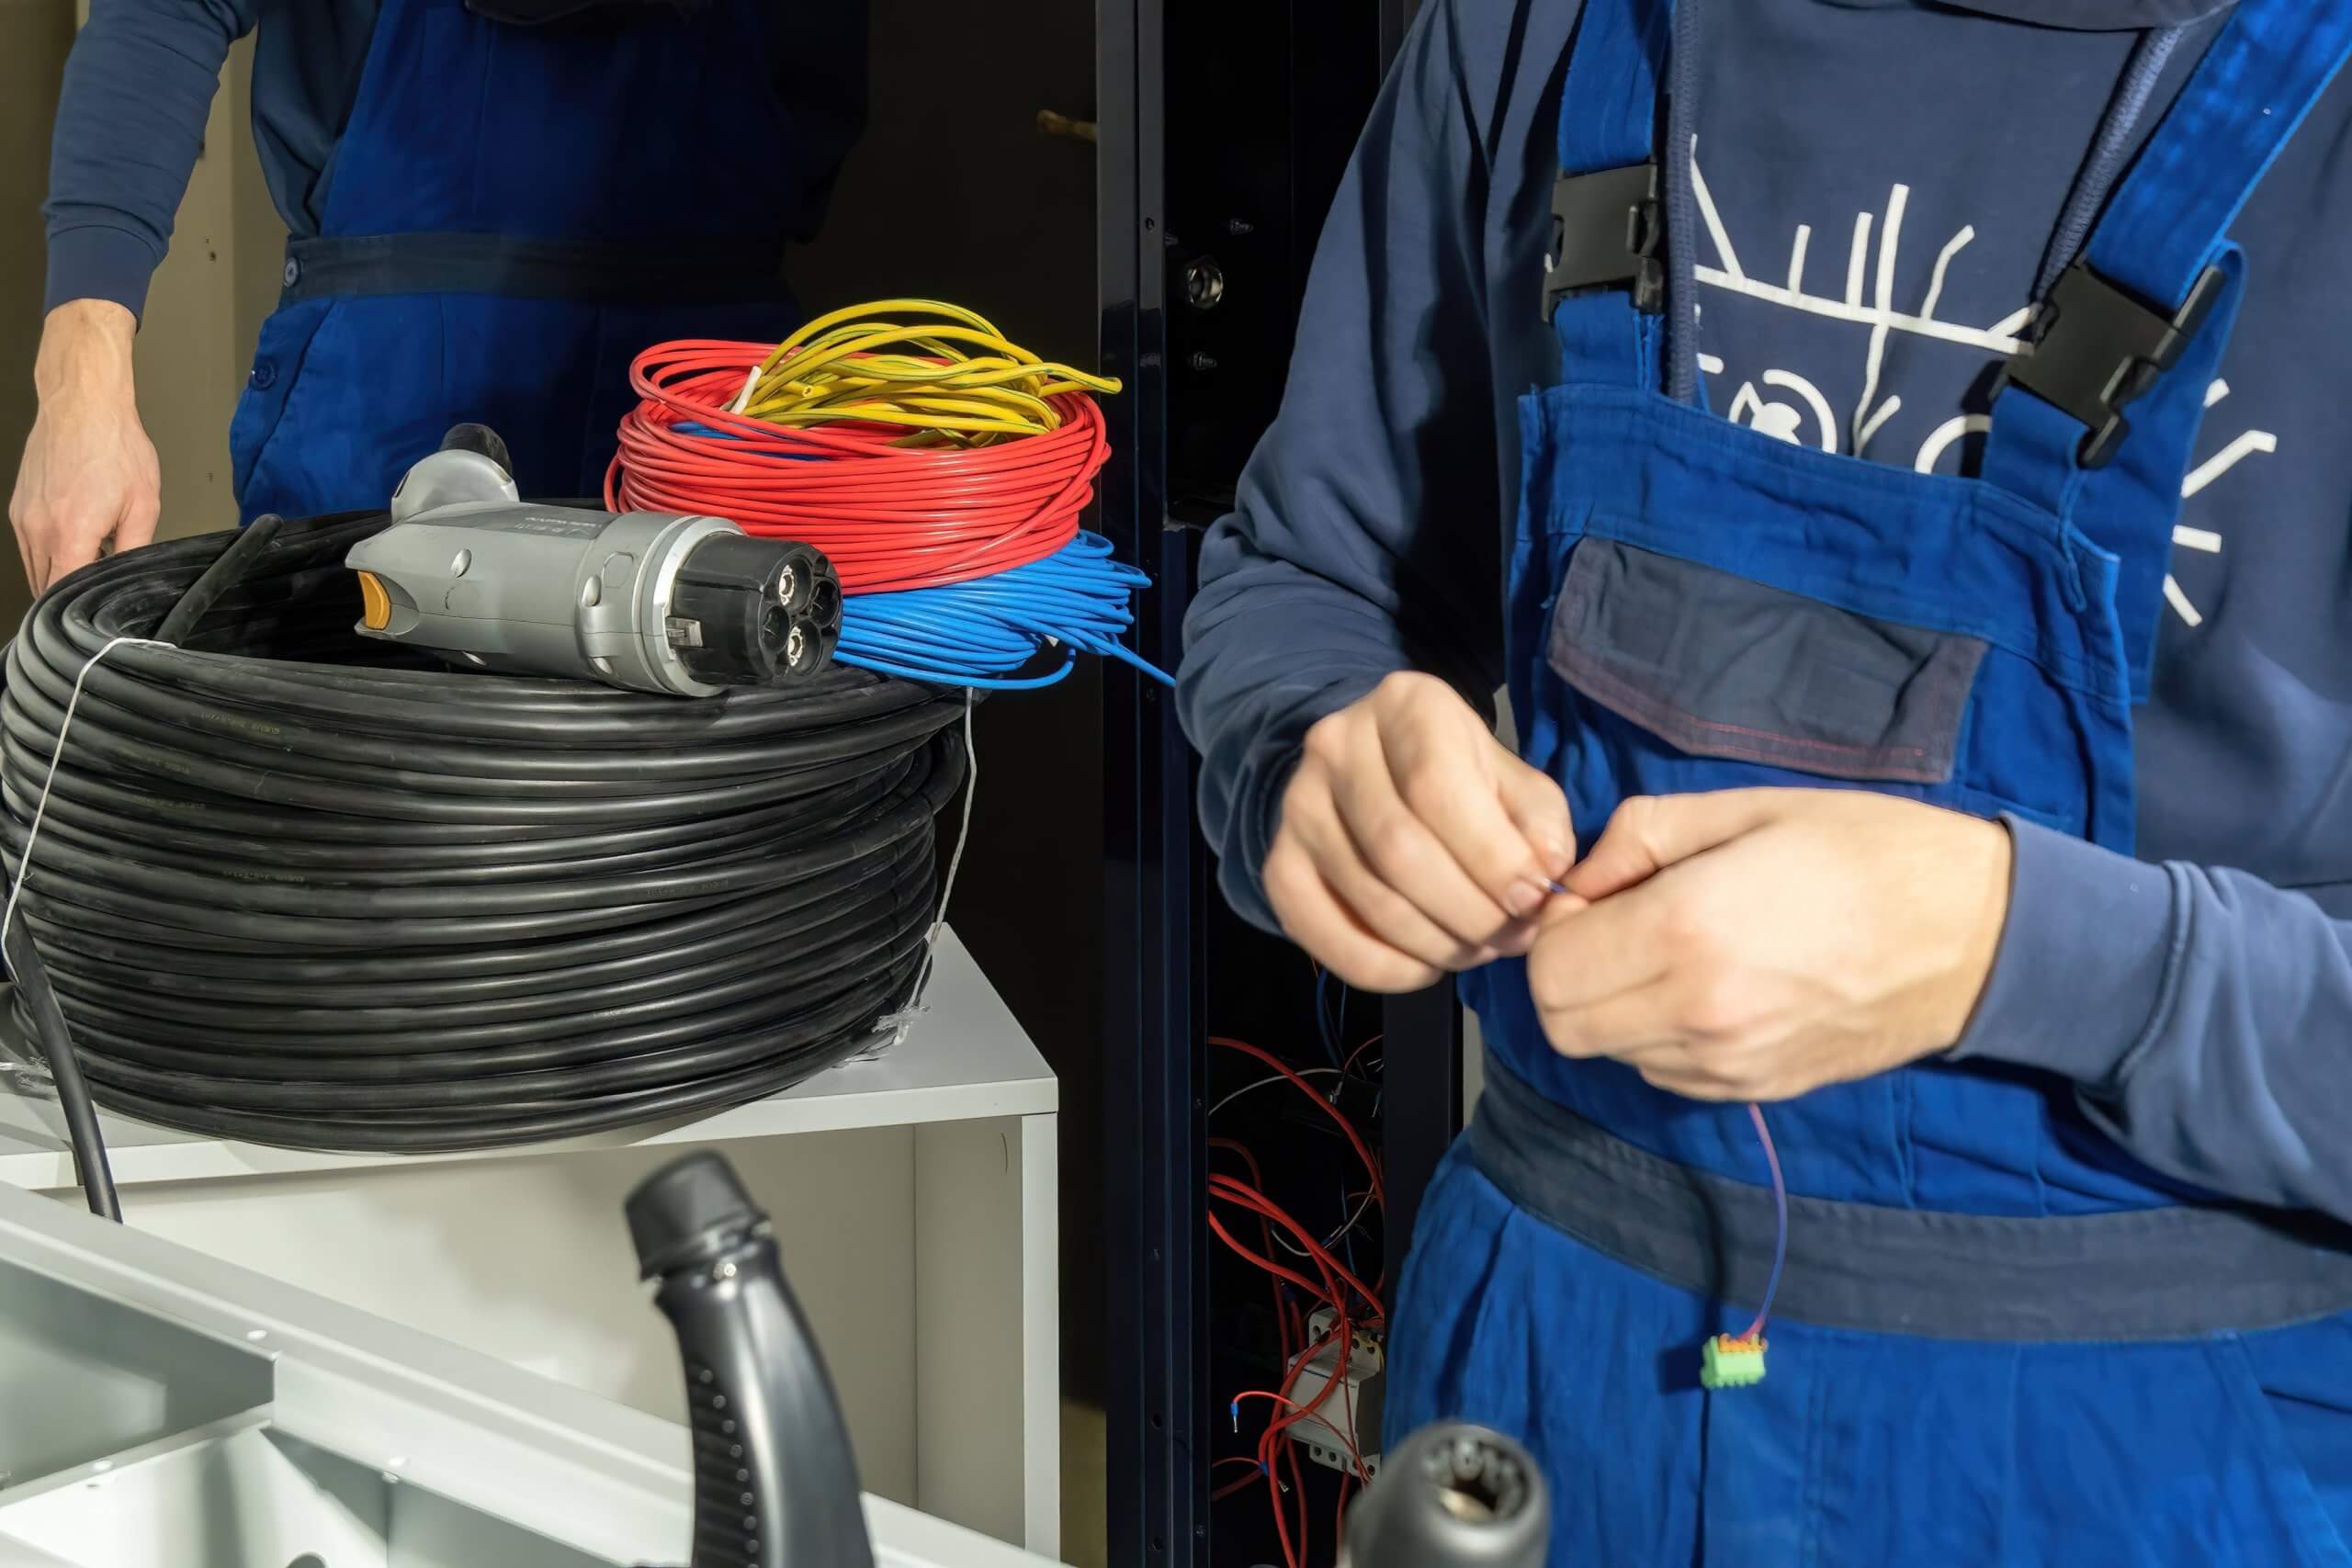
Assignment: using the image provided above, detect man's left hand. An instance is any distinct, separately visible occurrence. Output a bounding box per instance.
[1528,790,2014,1101]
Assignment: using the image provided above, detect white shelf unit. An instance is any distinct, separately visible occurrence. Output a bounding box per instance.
[0,1168,1063,1568]
[0,929,1060,1560]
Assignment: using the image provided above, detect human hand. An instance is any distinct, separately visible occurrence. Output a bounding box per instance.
[9,300,160,596]
[1267,671,1577,993]
[1527,789,2013,1100]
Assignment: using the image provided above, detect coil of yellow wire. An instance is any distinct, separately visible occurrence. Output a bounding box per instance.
[732,299,1124,446]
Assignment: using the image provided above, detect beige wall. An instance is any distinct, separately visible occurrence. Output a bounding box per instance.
[228,43,286,361]
[0,0,78,629]
[0,14,281,631]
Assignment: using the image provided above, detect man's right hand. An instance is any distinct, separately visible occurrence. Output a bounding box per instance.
[1266,671,1577,992]
[10,300,160,597]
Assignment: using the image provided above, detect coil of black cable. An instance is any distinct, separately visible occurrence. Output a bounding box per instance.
[0,512,967,1156]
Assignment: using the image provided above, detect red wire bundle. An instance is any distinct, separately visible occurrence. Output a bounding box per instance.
[1207,1036,1385,1568]
[604,339,1112,594]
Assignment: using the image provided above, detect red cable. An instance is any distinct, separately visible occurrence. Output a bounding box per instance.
[1251,1313,1372,1567]
[1206,1135,1269,1189]
[1229,1387,1310,1566]
[1207,1143,1336,1304]
[605,339,1113,594]
[1208,1180,1373,1312]
[1210,1176,1384,1320]
[1210,1457,1266,1505]
[1271,1443,1300,1568]
[1224,1211,1352,1568]
[1207,1211,1334,1307]
[1209,1137,1300,1446]
[1209,1037,1385,1207]
[1256,1321,1361,1464]
[1206,1053,1386,1564]
[1259,1336,1365,1473]
[1221,1203,1378,1566]
[1295,1446,1315,1560]
[1211,1135,1307,1555]
[1237,1317,1364,1568]
[1211,1035,1393,1299]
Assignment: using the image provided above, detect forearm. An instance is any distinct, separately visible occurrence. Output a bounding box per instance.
[13,299,161,596]
[1182,544,1441,931]
[44,0,254,319]
[1955,820,2352,1218]
[35,301,138,403]
[1179,0,1506,929]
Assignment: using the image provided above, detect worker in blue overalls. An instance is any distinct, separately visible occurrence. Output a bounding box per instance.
[11,0,864,594]
[1182,0,2352,1559]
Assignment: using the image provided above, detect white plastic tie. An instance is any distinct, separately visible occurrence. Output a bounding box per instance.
[854,693,977,1065]
[866,1002,933,1057]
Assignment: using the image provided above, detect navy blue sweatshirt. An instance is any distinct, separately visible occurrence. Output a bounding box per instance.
[42,0,867,321]
[1179,0,2352,1220]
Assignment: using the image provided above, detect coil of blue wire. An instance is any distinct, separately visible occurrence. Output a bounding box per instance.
[834,531,1172,689]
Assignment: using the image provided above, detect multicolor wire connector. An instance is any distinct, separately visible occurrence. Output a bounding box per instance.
[1702,1332,1768,1390]
[1701,1103,1788,1393]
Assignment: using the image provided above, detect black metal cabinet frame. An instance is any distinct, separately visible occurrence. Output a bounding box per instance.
[1098,0,1202,1551]
[1097,5,1448,1562]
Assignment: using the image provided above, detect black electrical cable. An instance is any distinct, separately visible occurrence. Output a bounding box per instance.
[153,509,282,644]
[2,919,118,1219]
[0,513,968,1158]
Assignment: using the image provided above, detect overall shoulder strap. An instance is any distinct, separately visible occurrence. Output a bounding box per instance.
[2089,0,2352,313]
[1984,0,2352,694]
[1542,0,1674,389]
[1556,0,1671,175]
[1994,0,2352,471]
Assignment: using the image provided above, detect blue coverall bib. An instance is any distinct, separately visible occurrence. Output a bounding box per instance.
[227,0,815,518]
[1387,3,2352,1560]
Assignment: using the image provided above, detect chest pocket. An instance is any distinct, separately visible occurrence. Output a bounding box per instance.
[1546,539,1989,787]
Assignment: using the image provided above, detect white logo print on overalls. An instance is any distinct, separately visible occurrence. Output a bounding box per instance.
[1680,148,2278,628]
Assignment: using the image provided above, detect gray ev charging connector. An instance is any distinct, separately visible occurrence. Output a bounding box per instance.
[1340,1422,1551,1568]
[347,424,842,697]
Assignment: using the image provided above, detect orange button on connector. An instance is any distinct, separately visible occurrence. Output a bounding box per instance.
[356,570,391,630]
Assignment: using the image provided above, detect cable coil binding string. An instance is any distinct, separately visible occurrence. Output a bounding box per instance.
[608,299,1170,689]
[0,515,969,1158]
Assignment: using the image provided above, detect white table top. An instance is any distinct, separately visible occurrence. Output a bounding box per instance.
[0,928,1054,1192]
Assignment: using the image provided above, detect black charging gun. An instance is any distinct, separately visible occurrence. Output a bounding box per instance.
[627,1151,877,1568]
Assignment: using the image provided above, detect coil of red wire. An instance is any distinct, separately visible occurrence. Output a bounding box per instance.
[605,301,1120,595]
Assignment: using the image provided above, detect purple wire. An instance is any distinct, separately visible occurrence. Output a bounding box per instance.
[1743,1101,1787,1341]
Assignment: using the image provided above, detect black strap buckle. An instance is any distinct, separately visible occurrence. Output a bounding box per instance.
[1541,163,1664,320]
[1999,262,2223,469]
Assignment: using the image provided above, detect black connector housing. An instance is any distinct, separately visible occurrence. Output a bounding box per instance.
[670,536,844,687]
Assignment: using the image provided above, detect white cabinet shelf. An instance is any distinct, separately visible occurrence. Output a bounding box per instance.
[0,1169,1062,1567]
[0,930,1060,1560]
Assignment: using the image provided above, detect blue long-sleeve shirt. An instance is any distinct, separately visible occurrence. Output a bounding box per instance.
[1179,0,2352,1221]
[42,0,866,321]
